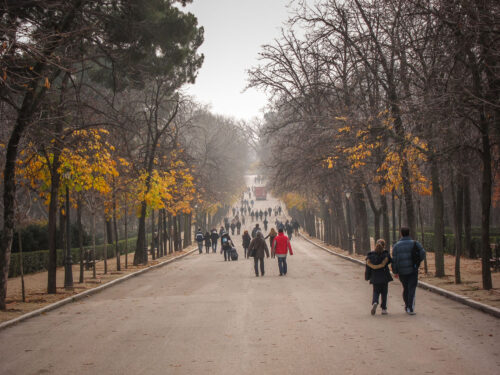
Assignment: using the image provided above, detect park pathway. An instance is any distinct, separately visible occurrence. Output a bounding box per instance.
[0,177,499,374]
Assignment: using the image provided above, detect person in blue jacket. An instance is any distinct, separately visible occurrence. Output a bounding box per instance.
[366,239,393,315]
[391,227,426,315]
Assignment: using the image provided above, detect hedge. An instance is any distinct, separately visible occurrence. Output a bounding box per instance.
[8,235,151,278]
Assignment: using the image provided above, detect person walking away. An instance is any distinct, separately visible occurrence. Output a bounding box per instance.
[268,207,272,217]
[263,217,268,231]
[242,215,246,225]
[272,228,293,276]
[219,226,225,237]
[204,231,211,254]
[230,221,236,235]
[292,219,299,235]
[251,223,261,239]
[248,231,270,276]
[242,230,251,259]
[391,227,426,315]
[265,228,277,249]
[195,229,204,254]
[251,211,255,222]
[366,239,393,315]
[236,220,241,235]
[285,221,293,241]
[221,231,233,262]
[211,228,219,253]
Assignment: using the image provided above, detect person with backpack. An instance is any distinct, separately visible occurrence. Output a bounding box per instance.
[366,239,393,315]
[195,229,204,254]
[220,231,233,262]
[248,231,270,277]
[391,227,426,315]
[242,230,251,258]
[272,227,293,276]
[251,223,261,239]
[210,228,219,253]
[204,231,211,254]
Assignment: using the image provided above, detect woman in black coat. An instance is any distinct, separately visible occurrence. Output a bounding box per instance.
[366,239,393,315]
[242,230,251,258]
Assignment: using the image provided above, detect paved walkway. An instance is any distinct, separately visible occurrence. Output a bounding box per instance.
[0,179,498,374]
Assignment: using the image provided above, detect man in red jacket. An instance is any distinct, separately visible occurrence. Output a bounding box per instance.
[272,227,293,276]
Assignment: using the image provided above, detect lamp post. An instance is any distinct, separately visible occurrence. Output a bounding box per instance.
[63,174,73,290]
[345,190,353,254]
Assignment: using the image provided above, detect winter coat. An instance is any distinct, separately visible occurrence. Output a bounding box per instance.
[211,230,219,243]
[195,231,204,243]
[366,250,393,284]
[272,233,293,256]
[204,233,211,246]
[391,237,426,275]
[248,236,270,258]
[242,233,251,248]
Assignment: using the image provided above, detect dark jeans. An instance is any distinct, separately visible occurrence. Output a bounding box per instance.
[372,283,388,309]
[277,256,287,275]
[224,247,231,261]
[399,271,418,311]
[212,242,217,253]
[197,242,203,254]
[205,245,210,254]
[254,257,264,275]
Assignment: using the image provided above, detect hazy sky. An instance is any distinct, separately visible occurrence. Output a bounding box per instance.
[184,0,292,122]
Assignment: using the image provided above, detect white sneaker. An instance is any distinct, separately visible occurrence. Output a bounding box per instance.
[406,307,416,315]
[381,309,388,315]
[371,302,378,315]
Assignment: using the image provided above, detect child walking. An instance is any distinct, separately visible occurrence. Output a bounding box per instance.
[366,239,393,315]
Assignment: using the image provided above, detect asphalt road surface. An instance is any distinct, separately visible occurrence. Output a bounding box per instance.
[1,179,499,374]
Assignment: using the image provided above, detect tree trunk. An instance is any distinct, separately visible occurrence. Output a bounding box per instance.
[452,173,464,284]
[391,190,396,246]
[47,166,61,294]
[463,177,473,258]
[417,198,428,274]
[78,197,84,283]
[113,192,120,271]
[18,229,25,303]
[124,198,128,269]
[103,217,108,274]
[431,158,445,277]
[134,202,148,265]
[151,210,155,260]
[353,185,370,255]
[92,211,96,279]
[480,120,493,290]
[365,186,380,244]
[380,191,390,248]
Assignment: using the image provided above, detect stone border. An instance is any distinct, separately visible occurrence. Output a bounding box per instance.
[0,248,197,331]
[299,233,500,319]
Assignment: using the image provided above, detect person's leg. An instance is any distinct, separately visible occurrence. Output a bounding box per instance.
[372,284,381,305]
[254,257,259,276]
[399,274,410,310]
[278,257,284,275]
[224,248,228,261]
[380,283,388,310]
[407,271,418,312]
[198,242,202,254]
[283,256,287,275]
[260,257,265,275]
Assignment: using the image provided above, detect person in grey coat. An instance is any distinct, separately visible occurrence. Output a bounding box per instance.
[391,227,426,315]
[248,232,270,277]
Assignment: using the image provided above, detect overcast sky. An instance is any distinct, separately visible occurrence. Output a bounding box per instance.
[184,0,292,122]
